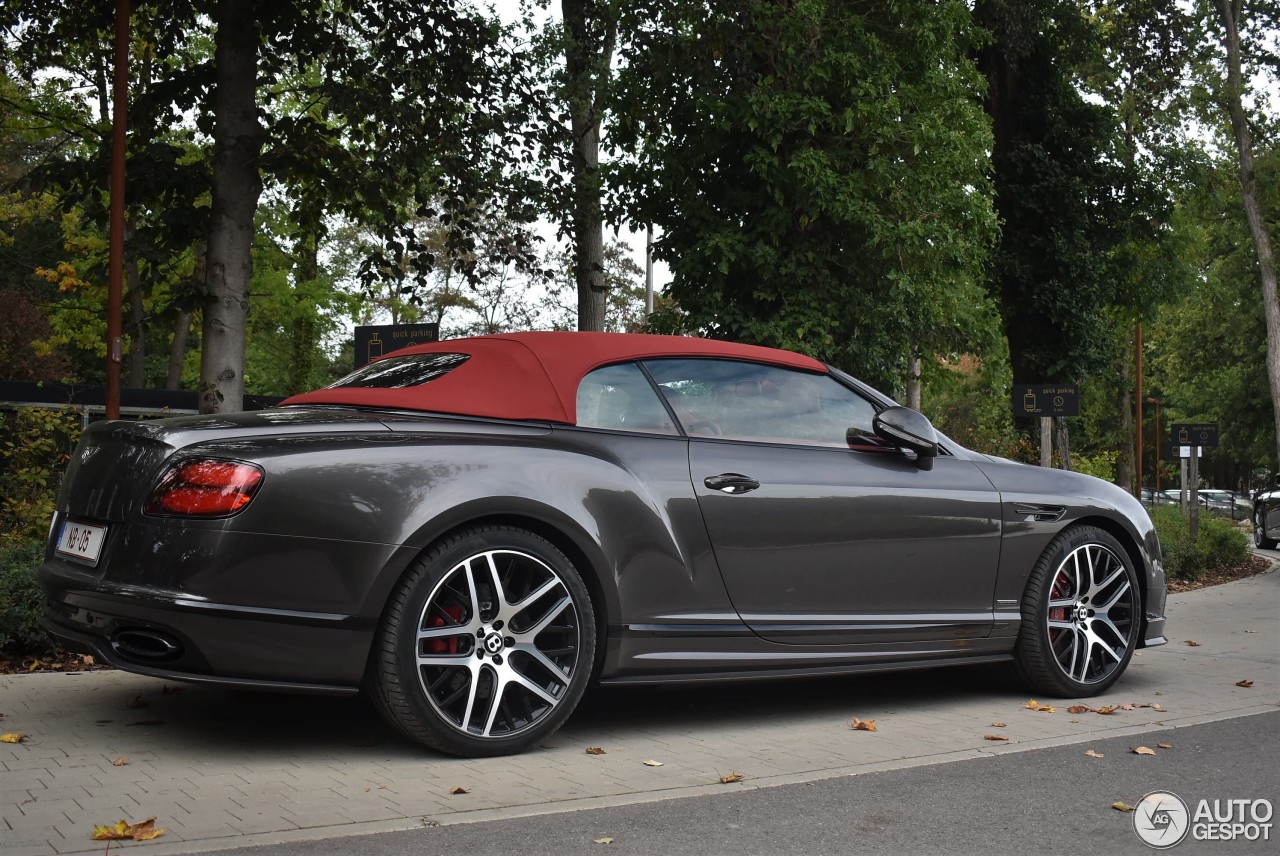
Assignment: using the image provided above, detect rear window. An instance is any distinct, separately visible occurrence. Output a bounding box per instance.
[327,352,470,389]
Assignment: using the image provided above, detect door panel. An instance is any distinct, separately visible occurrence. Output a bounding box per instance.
[690,440,1002,645]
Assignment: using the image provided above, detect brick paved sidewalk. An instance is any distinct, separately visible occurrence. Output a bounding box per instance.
[2,567,1276,856]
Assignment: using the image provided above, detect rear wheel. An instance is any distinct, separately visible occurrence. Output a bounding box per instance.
[1013,526,1141,697]
[367,525,596,756]
[1256,509,1278,550]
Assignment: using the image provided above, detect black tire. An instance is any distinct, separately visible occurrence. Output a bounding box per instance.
[1256,510,1278,550]
[1012,525,1141,698]
[367,525,596,756]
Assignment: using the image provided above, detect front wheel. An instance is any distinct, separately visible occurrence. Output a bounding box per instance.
[367,526,596,756]
[1013,526,1141,697]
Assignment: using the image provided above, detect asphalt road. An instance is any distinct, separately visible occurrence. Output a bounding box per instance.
[205,710,1279,856]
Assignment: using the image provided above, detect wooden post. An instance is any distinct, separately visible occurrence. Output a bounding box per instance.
[1189,447,1200,540]
[1040,416,1052,468]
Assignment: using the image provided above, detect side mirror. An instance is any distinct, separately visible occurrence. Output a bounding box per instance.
[872,406,938,471]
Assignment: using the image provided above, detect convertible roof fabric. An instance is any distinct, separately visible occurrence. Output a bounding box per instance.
[282,332,826,424]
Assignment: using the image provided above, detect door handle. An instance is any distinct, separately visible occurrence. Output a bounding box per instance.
[704,473,761,494]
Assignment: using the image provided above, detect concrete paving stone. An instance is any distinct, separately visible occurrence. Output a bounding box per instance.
[0,772,52,790]
[23,786,93,803]
[2,844,58,856]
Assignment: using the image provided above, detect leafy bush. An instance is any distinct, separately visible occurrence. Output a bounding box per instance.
[0,406,82,544]
[1149,506,1250,581]
[1073,451,1118,483]
[0,539,53,656]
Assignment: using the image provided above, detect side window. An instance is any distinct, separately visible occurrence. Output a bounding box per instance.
[643,359,880,448]
[576,363,678,435]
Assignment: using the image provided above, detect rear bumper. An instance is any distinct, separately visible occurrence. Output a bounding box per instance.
[38,562,371,693]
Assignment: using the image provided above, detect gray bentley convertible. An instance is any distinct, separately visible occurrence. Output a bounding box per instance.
[39,332,1167,756]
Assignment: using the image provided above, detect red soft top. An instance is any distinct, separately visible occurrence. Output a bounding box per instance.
[282,332,826,424]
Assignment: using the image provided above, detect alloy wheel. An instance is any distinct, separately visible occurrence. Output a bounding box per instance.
[414,549,581,739]
[1044,543,1136,685]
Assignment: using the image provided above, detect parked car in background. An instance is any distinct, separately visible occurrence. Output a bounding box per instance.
[1198,489,1250,521]
[37,332,1169,756]
[1141,487,1178,507]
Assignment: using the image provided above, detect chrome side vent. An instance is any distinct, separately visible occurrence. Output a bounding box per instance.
[1013,503,1066,523]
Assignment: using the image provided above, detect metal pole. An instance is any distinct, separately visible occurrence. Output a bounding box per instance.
[106,0,130,420]
[644,225,654,315]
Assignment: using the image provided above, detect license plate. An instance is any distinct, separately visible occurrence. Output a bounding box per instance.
[56,520,107,565]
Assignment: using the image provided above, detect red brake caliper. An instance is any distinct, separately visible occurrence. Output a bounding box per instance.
[1048,574,1068,625]
[427,606,464,654]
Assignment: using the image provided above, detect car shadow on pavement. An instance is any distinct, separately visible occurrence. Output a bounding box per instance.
[76,662,1025,757]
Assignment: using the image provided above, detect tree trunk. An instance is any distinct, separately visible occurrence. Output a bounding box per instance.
[1054,417,1072,472]
[288,235,319,396]
[562,0,615,332]
[166,310,191,390]
[905,346,922,411]
[199,0,261,414]
[1216,0,1280,469]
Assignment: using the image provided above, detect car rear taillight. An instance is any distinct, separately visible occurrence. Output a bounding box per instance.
[144,459,264,517]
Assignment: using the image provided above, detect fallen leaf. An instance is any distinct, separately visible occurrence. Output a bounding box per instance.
[1235,680,1254,688]
[1067,705,1092,714]
[849,716,877,732]
[1095,705,1119,715]
[585,746,606,755]
[1157,743,1173,749]
[1154,691,1163,695]
[990,722,1007,728]
[983,735,1009,741]
[1036,705,1056,713]
[1183,640,1201,647]
[642,760,664,767]
[1069,718,1080,723]
[1084,749,1104,758]
[111,757,128,767]
[0,733,24,743]
[594,837,614,845]
[125,696,150,710]
[1112,801,1135,813]
[90,818,165,842]
[1117,704,1137,711]
[1024,698,1040,709]
[720,772,745,783]
[449,786,469,795]
[1150,703,1167,712]
[27,659,42,672]
[1132,746,1157,756]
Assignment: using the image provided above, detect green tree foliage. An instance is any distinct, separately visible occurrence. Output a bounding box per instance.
[1148,156,1277,486]
[611,0,995,389]
[975,0,1138,386]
